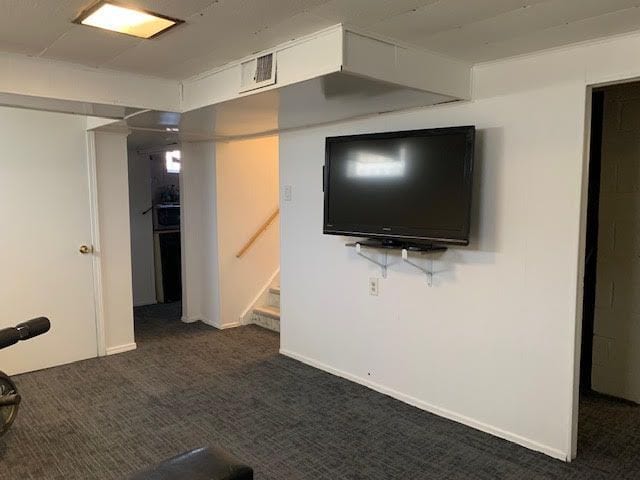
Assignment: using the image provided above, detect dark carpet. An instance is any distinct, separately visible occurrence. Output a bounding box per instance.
[1,303,639,479]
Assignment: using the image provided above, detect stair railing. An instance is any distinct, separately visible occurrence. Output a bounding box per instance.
[235,208,280,258]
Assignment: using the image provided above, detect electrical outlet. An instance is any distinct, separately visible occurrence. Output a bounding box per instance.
[369,277,379,296]
[283,185,292,201]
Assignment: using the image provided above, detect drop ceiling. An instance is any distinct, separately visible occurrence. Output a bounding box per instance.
[2,0,640,80]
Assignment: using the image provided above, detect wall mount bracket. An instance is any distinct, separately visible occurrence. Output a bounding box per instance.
[402,249,434,286]
[346,241,446,284]
[354,243,388,278]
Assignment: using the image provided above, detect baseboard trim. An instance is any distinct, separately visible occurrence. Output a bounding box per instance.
[280,348,568,462]
[181,316,201,324]
[217,321,242,330]
[106,343,137,356]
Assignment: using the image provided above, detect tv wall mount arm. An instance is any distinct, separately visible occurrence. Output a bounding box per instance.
[402,249,434,287]
[347,242,446,286]
[355,243,388,278]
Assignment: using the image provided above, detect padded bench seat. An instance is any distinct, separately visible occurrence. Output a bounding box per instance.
[129,447,253,480]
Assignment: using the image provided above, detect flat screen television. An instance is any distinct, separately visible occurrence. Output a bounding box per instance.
[323,126,475,247]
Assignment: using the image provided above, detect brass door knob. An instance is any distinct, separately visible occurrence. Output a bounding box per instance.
[79,245,94,254]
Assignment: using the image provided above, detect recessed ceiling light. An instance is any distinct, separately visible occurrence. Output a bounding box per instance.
[74,1,183,39]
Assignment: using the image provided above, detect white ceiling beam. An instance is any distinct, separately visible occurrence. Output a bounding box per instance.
[0,52,181,112]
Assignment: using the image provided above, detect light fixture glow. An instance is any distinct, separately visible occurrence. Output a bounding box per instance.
[75,2,182,39]
[166,150,181,174]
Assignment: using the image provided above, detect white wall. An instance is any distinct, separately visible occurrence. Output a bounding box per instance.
[592,82,640,402]
[127,150,156,307]
[94,132,136,353]
[280,32,640,461]
[280,83,586,460]
[216,136,279,327]
[180,141,221,326]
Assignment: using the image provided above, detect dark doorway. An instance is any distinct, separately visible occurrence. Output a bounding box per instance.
[580,89,604,392]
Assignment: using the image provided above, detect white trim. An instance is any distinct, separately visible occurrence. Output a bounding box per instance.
[569,86,593,461]
[217,321,242,330]
[86,131,107,357]
[239,268,280,324]
[182,316,242,330]
[106,342,137,355]
[280,349,569,462]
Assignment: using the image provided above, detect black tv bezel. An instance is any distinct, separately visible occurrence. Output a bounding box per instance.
[323,126,475,246]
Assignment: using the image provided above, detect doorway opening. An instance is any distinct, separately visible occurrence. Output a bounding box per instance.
[579,81,640,461]
[128,135,183,339]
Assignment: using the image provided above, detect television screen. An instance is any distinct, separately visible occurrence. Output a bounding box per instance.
[323,126,475,246]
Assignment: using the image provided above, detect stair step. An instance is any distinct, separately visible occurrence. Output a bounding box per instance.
[269,286,280,295]
[252,305,280,332]
[253,305,280,320]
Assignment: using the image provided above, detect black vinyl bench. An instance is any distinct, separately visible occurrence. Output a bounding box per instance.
[129,447,253,480]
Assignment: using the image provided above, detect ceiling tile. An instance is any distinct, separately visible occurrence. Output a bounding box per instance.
[416,0,640,60]
[369,0,547,45]
[0,0,88,55]
[1,0,640,79]
[40,25,141,66]
[464,5,640,62]
[309,0,439,26]
[128,0,220,19]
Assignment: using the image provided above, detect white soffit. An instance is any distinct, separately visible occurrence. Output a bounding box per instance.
[181,26,471,112]
[118,25,471,140]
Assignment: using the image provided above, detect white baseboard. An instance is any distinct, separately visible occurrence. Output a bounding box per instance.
[106,342,137,356]
[280,348,569,462]
[217,321,242,330]
[181,316,201,324]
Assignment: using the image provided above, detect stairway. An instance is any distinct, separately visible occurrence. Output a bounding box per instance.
[251,285,280,332]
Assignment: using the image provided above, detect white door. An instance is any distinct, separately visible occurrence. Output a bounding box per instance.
[0,106,98,375]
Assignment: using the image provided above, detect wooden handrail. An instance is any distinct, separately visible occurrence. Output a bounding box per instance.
[235,208,280,258]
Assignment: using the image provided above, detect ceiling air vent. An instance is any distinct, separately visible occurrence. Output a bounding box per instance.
[240,53,276,93]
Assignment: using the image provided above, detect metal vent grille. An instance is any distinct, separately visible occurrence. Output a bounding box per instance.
[255,54,273,83]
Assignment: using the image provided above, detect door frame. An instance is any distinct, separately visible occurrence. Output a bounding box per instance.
[86,131,107,356]
[579,89,605,393]
[571,76,640,460]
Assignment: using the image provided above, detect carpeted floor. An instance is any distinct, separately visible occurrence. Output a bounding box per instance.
[1,303,639,479]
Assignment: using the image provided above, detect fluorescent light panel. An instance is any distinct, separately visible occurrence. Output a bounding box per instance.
[75,2,181,39]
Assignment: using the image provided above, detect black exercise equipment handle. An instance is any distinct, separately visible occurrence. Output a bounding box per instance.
[0,317,50,350]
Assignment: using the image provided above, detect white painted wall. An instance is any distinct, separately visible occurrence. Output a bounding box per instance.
[216,136,279,327]
[127,150,156,307]
[94,132,136,354]
[280,31,640,462]
[180,141,221,326]
[592,82,640,403]
[280,83,587,460]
